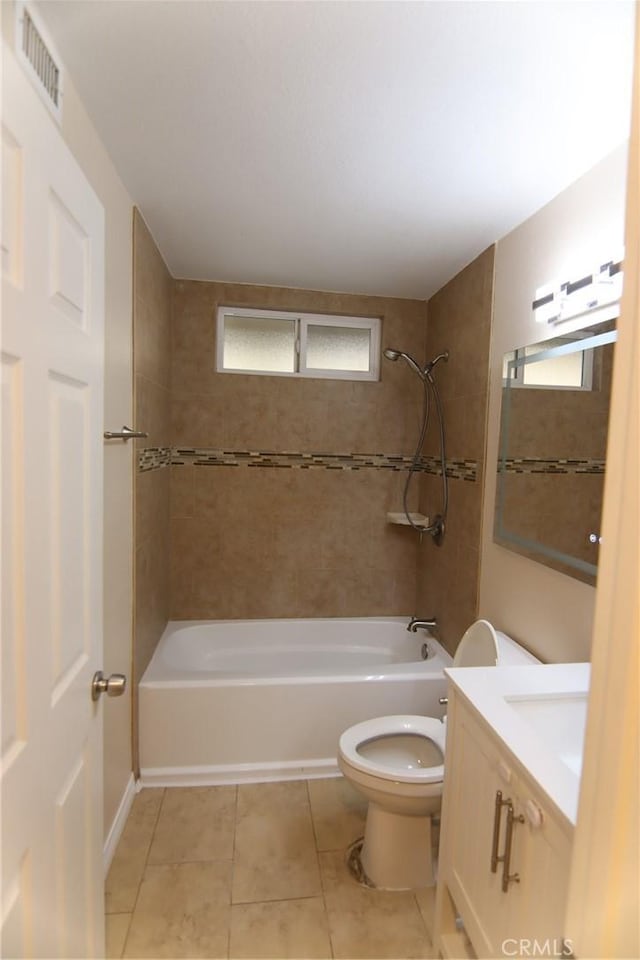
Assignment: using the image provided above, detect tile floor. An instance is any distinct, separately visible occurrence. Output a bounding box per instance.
[105,777,436,959]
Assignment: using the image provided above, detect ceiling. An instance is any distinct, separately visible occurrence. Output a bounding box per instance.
[36,1,635,300]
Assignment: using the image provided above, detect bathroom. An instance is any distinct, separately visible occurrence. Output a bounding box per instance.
[1,2,638,958]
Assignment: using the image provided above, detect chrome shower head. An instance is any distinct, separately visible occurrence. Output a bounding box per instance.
[424,350,450,375]
[383,348,402,361]
[383,348,426,380]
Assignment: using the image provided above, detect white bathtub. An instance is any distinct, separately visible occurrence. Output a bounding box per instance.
[138,617,452,787]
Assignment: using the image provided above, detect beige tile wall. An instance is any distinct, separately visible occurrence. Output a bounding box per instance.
[137,257,494,647]
[133,210,172,766]
[170,281,427,619]
[416,246,495,654]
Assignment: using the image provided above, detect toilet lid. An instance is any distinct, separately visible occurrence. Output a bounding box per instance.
[338,715,446,784]
[452,619,499,668]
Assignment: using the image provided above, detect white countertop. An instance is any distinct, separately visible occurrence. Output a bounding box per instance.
[445,662,590,826]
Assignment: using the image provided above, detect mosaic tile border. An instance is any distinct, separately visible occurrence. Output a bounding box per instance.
[138,447,172,472]
[164,448,478,481]
[422,458,478,482]
[498,457,605,475]
[172,448,410,470]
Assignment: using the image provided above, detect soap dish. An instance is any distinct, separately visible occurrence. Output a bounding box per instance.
[386,512,429,527]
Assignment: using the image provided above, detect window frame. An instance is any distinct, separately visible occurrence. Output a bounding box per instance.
[216,306,381,381]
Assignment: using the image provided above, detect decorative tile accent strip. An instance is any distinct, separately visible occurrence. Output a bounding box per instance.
[166,448,479,481]
[498,457,605,475]
[422,457,478,482]
[138,447,172,472]
[172,448,414,471]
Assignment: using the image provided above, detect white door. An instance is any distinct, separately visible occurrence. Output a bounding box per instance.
[1,46,105,958]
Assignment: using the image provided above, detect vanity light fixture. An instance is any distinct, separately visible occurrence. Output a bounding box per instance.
[532,251,624,328]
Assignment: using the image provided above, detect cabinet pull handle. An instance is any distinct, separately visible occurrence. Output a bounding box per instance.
[501,801,525,892]
[491,790,509,872]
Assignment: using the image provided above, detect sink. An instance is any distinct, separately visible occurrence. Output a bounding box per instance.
[504,693,589,777]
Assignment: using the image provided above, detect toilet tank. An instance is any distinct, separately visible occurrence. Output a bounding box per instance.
[495,630,541,665]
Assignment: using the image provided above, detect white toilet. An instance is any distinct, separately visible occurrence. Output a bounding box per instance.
[338,619,539,890]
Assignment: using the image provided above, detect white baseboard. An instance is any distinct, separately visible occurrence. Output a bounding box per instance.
[103,773,137,875]
[138,757,341,788]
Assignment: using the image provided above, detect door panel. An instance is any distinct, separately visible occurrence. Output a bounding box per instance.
[48,190,89,329]
[1,352,26,763]
[1,125,23,285]
[1,45,105,958]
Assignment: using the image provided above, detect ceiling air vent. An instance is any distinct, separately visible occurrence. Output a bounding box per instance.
[16,1,63,123]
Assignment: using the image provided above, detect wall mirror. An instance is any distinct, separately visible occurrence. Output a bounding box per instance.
[494,319,617,584]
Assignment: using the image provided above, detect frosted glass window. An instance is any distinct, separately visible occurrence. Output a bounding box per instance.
[522,343,586,387]
[222,315,296,373]
[306,324,371,371]
[216,306,380,380]
[504,339,592,389]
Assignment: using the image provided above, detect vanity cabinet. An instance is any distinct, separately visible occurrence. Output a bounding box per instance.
[435,692,573,959]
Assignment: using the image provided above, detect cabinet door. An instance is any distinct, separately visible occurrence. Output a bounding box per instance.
[504,781,572,952]
[445,703,519,957]
[439,697,573,959]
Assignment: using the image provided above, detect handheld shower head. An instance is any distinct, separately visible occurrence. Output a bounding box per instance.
[383,348,402,361]
[383,348,426,380]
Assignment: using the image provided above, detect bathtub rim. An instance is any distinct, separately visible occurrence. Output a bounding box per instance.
[140,615,451,688]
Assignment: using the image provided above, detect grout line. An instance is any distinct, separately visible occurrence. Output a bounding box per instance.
[227,784,239,960]
[413,890,429,939]
[228,781,240,942]
[231,893,328,907]
[120,913,132,960]
[119,787,166,958]
[306,778,321,852]
[305,778,325,900]
[144,856,236,867]
[104,912,132,960]
[304,778,335,957]
[145,787,166,865]
[312,801,336,960]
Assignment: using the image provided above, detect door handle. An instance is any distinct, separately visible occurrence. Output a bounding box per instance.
[91,671,127,701]
[103,425,148,441]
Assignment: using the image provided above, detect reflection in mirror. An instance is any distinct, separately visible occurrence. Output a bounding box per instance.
[494,320,617,584]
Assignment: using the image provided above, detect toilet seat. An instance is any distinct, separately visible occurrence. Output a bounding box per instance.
[453,618,499,667]
[339,715,446,784]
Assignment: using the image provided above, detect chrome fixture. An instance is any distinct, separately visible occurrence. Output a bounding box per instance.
[407,617,438,633]
[383,348,426,380]
[91,670,127,701]
[425,351,450,375]
[104,425,149,441]
[383,347,449,544]
[383,348,449,381]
